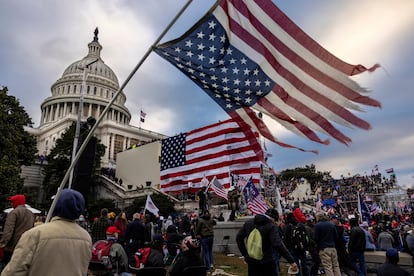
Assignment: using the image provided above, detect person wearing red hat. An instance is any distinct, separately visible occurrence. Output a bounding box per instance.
[0,194,34,267]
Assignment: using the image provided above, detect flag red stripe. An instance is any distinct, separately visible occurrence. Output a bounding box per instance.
[231,110,320,154]
[246,0,379,76]
[160,119,263,192]
[222,7,373,142]
[223,1,380,106]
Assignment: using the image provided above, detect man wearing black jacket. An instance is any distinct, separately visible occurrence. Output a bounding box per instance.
[348,218,366,276]
[236,208,298,276]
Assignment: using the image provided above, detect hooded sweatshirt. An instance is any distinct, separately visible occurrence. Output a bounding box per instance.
[9,194,26,209]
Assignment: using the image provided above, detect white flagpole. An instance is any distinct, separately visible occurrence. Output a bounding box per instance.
[143,194,149,215]
[46,0,194,222]
[204,176,212,193]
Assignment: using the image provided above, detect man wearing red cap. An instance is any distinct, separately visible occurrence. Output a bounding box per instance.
[0,194,34,266]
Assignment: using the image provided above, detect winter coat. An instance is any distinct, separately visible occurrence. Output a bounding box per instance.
[236,213,295,264]
[377,231,395,251]
[348,226,366,253]
[0,205,34,253]
[1,217,92,276]
[195,215,216,238]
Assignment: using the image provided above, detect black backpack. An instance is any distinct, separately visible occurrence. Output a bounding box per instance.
[291,223,309,251]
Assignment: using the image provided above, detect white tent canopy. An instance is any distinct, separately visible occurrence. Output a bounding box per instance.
[3,204,41,214]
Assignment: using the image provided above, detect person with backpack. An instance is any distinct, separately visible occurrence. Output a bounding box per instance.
[1,189,92,276]
[236,208,298,276]
[90,225,129,275]
[129,234,165,270]
[283,208,310,276]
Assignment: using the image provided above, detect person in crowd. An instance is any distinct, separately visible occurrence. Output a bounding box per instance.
[76,214,89,231]
[360,221,376,251]
[124,212,146,257]
[348,218,367,276]
[405,228,414,265]
[0,194,34,267]
[313,212,341,276]
[144,234,165,267]
[1,189,91,276]
[195,210,217,273]
[305,215,322,276]
[330,215,352,276]
[114,211,128,246]
[376,248,411,276]
[177,214,191,236]
[377,228,395,251]
[162,215,174,235]
[104,225,129,274]
[283,209,309,276]
[91,208,112,243]
[236,208,298,276]
[144,214,155,243]
[169,236,204,276]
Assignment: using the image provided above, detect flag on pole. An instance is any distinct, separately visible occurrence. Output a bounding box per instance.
[145,194,159,216]
[140,110,146,123]
[210,176,228,200]
[357,192,370,223]
[154,0,380,152]
[243,178,268,214]
[385,168,394,174]
[160,119,263,193]
[275,186,283,215]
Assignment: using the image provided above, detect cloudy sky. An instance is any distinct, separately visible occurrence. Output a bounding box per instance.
[1,0,413,188]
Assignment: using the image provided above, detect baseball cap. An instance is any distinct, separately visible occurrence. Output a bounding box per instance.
[106,226,120,234]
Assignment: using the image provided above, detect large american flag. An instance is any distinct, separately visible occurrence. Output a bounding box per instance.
[154,0,380,151]
[243,178,268,215]
[160,119,263,193]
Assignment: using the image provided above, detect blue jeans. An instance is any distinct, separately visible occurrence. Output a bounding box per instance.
[201,236,214,271]
[273,250,280,275]
[292,250,310,276]
[349,251,366,276]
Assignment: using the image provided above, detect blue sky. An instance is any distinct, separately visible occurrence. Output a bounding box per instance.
[1,0,413,188]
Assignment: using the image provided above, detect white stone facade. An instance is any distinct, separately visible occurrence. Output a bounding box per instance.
[25,29,166,168]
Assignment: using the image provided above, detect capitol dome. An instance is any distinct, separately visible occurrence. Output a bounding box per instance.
[27,28,166,168]
[62,30,119,85]
[40,28,131,128]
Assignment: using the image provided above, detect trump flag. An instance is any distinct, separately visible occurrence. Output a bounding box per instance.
[155,0,380,151]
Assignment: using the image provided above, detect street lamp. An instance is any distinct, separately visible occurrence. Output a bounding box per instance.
[69,58,98,189]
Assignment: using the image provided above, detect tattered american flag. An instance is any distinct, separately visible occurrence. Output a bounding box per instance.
[154,0,380,152]
[160,119,263,193]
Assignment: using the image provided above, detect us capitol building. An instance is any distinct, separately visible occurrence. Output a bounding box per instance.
[25,29,166,169]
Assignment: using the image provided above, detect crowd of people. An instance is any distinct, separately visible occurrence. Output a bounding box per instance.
[0,170,413,276]
[0,191,218,275]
